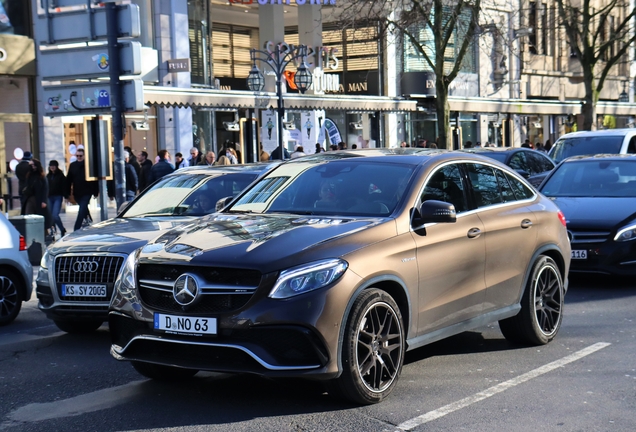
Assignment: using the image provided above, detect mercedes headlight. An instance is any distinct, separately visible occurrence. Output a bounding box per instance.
[269,259,348,299]
[115,251,139,295]
[614,223,636,242]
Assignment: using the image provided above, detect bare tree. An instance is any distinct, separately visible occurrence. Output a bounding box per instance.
[331,0,481,148]
[556,0,636,130]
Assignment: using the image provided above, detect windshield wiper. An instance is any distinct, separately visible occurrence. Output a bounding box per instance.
[270,210,316,215]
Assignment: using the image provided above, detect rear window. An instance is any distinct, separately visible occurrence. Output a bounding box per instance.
[549,135,623,163]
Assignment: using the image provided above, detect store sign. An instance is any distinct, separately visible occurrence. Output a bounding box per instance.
[264,41,339,71]
[231,0,336,4]
[167,58,190,73]
[312,68,339,94]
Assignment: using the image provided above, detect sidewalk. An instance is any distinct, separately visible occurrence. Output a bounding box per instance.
[52,200,118,240]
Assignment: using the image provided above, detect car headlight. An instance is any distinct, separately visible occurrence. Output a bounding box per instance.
[614,223,636,242]
[40,250,51,270]
[269,259,348,299]
[115,251,139,296]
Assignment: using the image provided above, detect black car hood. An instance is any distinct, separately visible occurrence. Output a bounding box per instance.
[551,197,636,230]
[48,216,196,256]
[139,213,393,273]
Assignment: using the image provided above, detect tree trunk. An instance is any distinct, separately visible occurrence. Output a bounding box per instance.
[436,80,450,149]
[581,69,597,131]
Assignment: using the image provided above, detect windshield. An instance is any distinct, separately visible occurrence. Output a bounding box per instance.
[541,160,636,197]
[122,172,258,217]
[229,159,417,216]
[549,135,623,163]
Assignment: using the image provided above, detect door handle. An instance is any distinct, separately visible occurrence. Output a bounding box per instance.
[521,219,533,229]
[467,228,482,238]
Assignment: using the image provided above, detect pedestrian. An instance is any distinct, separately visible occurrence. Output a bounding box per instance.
[226,148,238,164]
[188,147,203,166]
[429,143,438,149]
[337,141,347,150]
[270,146,290,160]
[464,140,473,148]
[215,155,231,166]
[229,142,242,163]
[15,151,32,211]
[65,148,98,231]
[174,152,188,169]
[351,144,358,149]
[535,142,547,152]
[416,139,428,148]
[315,143,324,154]
[544,139,552,152]
[137,151,153,192]
[329,144,338,151]
[149,149,175,184]
[475,141,482,148]
[198,151,216,166]
[124,151,139,201]
[400,141,407,148]
[22,158,52,232]
[47,160,67,237]
[290,145,306,159]
[259,145,270,162]
[521,139,531,148]
[125,146,140,179]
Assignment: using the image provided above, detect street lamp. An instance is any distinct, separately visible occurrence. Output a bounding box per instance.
[247,44,313,160]
[619,81,629,103]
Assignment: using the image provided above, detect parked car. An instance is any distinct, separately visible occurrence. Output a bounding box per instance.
[109,149,571,404]
[539,154,636,275]
[462,147,555,187]
[0,212,33,325]
[549,129,636,163]
[37,163,278,333]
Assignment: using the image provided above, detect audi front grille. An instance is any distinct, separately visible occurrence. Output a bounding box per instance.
[54,255,126,302]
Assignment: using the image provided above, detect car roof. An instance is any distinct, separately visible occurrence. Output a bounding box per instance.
[556,129,636,139]
[169,161,280,176]
[561,153,636,162]
[459,147,526,155]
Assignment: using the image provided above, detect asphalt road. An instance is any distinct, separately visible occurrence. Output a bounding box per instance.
[1,274,634,432]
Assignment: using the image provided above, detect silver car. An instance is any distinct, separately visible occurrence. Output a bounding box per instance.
[0,212,33,325]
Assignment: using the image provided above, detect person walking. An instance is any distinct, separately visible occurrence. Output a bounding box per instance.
[290,145,306,159]
[124,151,139,201]
[46,160,67,237]
[188,147,203,166]
[270,146,290,160]
[148,149,175,183]
[198,151,216,166]
[22,158,52,235]
[15,151,32,211]
[137,151,153,192]
[174,152,188,169]
[125,146,141,179]
[65,148,98,231]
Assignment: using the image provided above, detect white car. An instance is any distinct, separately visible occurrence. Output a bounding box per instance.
[0,212,33,325]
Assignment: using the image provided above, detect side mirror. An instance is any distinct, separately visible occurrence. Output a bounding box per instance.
[118,201,131,214]
[515,169,530,179]
[215,196,234,212]
[412,200,457,230]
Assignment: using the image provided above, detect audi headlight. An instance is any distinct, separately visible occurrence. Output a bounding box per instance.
[40,250,51,270]
[115,251,139,295]
[614,223,636,242]
[269,259,348,299]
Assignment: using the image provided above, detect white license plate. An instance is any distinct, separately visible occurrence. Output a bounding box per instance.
[154,313,217,335]
[61,284,107,297]
[571,250,587,259]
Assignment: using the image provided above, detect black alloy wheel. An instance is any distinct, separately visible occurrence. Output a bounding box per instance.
[0,271,23,326]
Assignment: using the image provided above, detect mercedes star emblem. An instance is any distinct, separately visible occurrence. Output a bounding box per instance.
[173,274,200,306]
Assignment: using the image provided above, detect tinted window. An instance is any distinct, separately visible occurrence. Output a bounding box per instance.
[540,160,636,197]
[465,164,503,208]
[549,135,624,163]
[122,173,258,217]
[421,164,467,213]
[535,152,556,172]
[495,170,516,202]
[628,137,636,154]
[508,152,527,172]
[524,151,546,175]
[506,173,535,200]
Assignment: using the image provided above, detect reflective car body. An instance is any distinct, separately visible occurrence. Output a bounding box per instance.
[37,163,278,333]
[461,147,555,187]
[539,154,636,275]
[549,129,636,163]
[0,213,33,325]
[110,149,570,404]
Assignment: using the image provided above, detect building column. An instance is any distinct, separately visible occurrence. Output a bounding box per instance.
[258,5,285,93]
[384,12,399,148]
[155,0,192,157]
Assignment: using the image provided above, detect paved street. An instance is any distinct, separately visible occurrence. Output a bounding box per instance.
[1,274,634,431]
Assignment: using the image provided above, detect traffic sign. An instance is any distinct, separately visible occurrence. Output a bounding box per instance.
[40,41,142,80]
[35,3,140,44]
[42,79,144,115]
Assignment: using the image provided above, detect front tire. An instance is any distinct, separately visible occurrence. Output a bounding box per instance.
[499,255,564,345]
[327,289,405,404]
[132,361,198,381]
[54,319,104,334]
[0,270,23,326]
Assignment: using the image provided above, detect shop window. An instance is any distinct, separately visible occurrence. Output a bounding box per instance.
[212,24,254,79]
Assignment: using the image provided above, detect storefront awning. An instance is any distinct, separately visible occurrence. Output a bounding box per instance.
[447,97,582,115]
[143,86,417,112]
[596,102,636,116]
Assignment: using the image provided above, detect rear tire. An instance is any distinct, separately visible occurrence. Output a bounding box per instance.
[327,289,404,404]
[0,270,23,326]
[132,361,198,381]
[54,319,104,334]
[499,255,564,345]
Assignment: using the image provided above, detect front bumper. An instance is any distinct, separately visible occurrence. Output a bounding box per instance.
[569,240,636,276]
[109,270,363,379]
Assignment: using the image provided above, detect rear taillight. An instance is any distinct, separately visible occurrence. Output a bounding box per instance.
[19,235,27,251]
[558,211,567,227]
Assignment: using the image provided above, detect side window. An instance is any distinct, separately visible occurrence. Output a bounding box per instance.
[524,151,544,175]
[421,164,467,213]
[466,163,503,208]
[508,152,527,172]
[506,173,535,200]
[627,136,636,154]
[495,169,516,202]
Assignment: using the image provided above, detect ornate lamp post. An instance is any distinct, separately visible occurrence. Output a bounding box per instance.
[247,45,313,160]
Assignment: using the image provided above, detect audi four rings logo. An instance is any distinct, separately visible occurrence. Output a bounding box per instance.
[173,274,200,306]
[72,260,99,273]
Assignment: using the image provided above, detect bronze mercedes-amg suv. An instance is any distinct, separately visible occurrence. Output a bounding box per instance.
[109,149,570,404]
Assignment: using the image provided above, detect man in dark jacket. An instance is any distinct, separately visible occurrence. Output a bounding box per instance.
[15,151,32,210]
[270,146,290,160]
[137,151,153,192]
[125,146,141,179]
[124,151,138,201]
[64,148,98,231]
[148,149,174,184]
[47,160,67,236]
